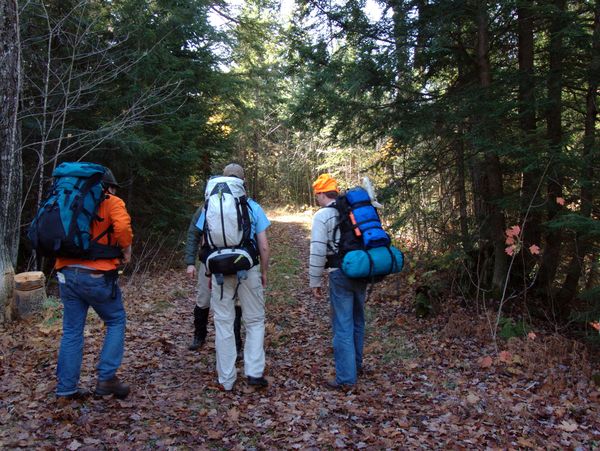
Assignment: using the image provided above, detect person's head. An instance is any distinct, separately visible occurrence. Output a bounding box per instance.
[223,163,245,180]
[102,167,119,194]
[312,173,339,206]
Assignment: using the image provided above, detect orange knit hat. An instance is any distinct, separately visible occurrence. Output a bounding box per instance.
[312,174,339,194]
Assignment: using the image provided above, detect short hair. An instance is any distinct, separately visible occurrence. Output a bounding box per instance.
[223,163,245,179]
[322,191,338,199]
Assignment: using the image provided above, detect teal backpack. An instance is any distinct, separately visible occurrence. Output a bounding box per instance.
[28,162,122,259]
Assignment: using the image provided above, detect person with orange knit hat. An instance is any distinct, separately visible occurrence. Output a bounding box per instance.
[309,173,368,390]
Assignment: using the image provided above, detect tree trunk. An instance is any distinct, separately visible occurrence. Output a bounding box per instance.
[557,0,599,304]
[477,1,507,292]
[536,0,566,302]
[0,0,23,322]
[454,132,470,253]
[517,0,542,276]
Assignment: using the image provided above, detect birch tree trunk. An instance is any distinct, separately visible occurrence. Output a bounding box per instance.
[0,0,23,322]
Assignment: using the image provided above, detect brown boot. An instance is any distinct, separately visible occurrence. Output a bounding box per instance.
[94,376,130,399]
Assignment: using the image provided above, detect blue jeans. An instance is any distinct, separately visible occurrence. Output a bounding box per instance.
[56,269,126,396]
[329,270,367,385]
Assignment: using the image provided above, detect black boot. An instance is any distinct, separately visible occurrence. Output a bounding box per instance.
[189,306,209,351]
[234,305,243,359]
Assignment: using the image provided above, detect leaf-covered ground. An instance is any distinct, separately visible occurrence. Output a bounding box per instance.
[1,211,599,449]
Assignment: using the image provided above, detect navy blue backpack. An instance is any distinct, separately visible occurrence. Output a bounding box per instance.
[28,162,122,259]
[331,187,404,280]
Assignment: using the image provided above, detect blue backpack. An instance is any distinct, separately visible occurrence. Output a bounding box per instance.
[330,187,404,280]
[28,162,123,259]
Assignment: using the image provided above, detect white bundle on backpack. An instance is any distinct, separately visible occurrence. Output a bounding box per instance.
[204,176,247,248]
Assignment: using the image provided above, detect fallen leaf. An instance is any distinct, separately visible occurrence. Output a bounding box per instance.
[67,440,82,451]
[466,393,480,404]
[558,420,578,432]
[498,350,512,364]
[517,437,535,447]
[228,407,240,422]
[207,430,224,440]
[479,356,493,368]
[506,366,523,375]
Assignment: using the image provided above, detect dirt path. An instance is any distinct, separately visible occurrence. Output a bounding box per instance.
[1,212,599,449]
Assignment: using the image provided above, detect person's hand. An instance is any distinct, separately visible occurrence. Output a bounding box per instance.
[312,287,323,300]
[261,272,268,288]
[186,265,196,279]
[121,245,132,264]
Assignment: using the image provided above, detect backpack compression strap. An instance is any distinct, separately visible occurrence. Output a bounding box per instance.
[86,193,123,260]
[66,172,104,248]
[237,196,252,247]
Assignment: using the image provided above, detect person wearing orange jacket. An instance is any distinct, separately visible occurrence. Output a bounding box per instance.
[54,168,133,400]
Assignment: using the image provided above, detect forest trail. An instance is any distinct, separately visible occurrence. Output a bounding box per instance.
[1,211,599,449]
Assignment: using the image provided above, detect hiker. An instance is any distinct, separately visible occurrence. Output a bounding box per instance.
[185,206,243,355]
[53,167,133,399]
[195,163,270,391]
[309,173,368,389]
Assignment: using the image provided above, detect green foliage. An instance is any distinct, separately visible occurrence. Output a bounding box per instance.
[283,0,600,312]
[415,292,432,319]
[498,317,530,340]
[545,214,600,236]
[15,0,600,317]
[267,248,301,305]
[568,285,600,343]
[19,0,232,241]
[41,296,62,327]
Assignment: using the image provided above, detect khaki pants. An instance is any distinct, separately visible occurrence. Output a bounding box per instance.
[195,263,211,308]
[196,262,241,308]
[211,266,265,390]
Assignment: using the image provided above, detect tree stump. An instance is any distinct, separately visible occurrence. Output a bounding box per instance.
[14,272,47,318]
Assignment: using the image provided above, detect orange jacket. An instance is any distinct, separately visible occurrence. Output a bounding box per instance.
[55,194,133,271]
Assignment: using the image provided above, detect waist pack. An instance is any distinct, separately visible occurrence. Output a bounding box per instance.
[28,162,122,260]
[204,245,258,276]
[331,186,404,281]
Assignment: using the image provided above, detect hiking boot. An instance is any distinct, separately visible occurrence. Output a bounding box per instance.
[56,389,90,401]
[188,335,205,351]
[247,376,268,388]
[94,377,130,399]
[325,379,353,391]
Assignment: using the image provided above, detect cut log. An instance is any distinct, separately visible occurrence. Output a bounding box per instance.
[13,272,47,317]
